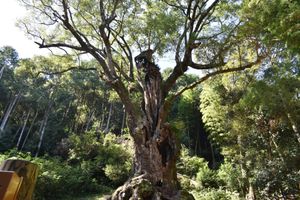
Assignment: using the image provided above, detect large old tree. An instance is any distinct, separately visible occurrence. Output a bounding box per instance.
[18,0,265,199]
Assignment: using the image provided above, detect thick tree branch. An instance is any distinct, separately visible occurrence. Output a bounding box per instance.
[35,66,97,77]
[168,56,265,103]
[189,61,225,70]
[34,41,85,51]
[162,62,188,98]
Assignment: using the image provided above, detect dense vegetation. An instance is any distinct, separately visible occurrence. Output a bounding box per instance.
[0,0,299,199]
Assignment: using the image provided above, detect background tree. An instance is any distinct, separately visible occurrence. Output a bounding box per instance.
[200,49,300,200]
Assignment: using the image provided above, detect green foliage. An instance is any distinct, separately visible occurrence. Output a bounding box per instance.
[34,158,108,200]
[0,150,111,200]
[217,161,241,192]
[196,165,220,189]
[240,0,300,53]
[200,57,300,198]
[200,78,229,144]
[166,72,213,158]
[103,162,131,185]
[192,188,241,200]
[254,158,300,199]
[0,46,19,69]
[68,132,133,187]
[177,147,242,199]
[0,52,125,155]
[177,146,207,178]
[0,132,134,199]
[101,134,133,185]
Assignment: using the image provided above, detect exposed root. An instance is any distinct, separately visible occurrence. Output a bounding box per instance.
[107,176,195,200]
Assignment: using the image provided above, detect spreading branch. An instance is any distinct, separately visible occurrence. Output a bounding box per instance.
[35,66,97,78]
[167,56,265,103]
[164,0,221,97]
[34,41,85,51]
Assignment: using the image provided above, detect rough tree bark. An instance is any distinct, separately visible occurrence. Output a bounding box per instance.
[111,59,193,200]
[0,159,39,200]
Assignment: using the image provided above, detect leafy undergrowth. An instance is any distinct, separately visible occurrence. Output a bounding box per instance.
[0,133,132,200]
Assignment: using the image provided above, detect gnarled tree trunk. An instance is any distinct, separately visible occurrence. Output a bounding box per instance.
[111,62,193,200]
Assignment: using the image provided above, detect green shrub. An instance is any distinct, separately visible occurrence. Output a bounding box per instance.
[104,161,131,185]
[34,158,110,199]
[0,132,133,200]
[176,146,243,199]
[217,161,241,191]
[192,188,241,200]
[0,150,111,200]
[68,132,133,187]
[196,165,220,189]
[177,146,207,178]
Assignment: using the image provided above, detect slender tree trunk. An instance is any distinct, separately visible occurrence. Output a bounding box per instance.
[20,111,38,151]
[210,143,217,169]
[286,112,300,144]
[104,102,113,133]
[35,103,51,157]
[16,112,30,150]
[0,98,10,122]
[237,135,251,197]
[85,109,95,132]
[62,102,71,121]
[0,66,5,80]
[246,182,256,200]
[100,103,106,130]
[187,128,191,149]
[270,130,285,161]
[195,120,200,154]
[121,106,126,134]
[0,92,21,134]
[13,126,22,143]
[35,117,48,157]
